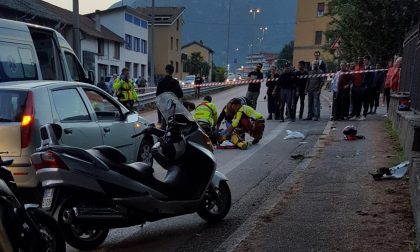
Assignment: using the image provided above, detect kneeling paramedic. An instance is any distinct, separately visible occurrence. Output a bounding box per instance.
[222,98,265,149]
[193,96,218,142]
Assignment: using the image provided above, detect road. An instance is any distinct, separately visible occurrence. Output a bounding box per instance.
[68,84,332,252]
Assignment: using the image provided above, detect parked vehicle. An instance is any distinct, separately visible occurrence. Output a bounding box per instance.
[0,156,65,251]
[0,18,94,84]
[181,75,196,86]
[226,73,236,82]
[32,92,231,250]
[0,81,154,188]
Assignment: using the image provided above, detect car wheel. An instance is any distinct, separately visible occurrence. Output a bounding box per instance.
[137,138,153,166]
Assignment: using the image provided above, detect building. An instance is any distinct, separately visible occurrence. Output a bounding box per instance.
[240,52,279,77]
[181,40,214,81]
[0,0,125,84]
[135,7,185,81]
[89,7,150,82]
[293,1,333,67]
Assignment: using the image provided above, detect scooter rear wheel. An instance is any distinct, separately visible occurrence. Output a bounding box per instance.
[197,181,231,223]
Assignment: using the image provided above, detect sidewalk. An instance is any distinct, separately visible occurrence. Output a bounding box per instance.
[233,106,414,251]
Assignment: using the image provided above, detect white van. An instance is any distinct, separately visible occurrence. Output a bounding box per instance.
[0,18,94,84]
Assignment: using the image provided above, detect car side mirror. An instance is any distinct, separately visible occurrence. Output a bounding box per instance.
[125,112,138,123]
[87,70,95,84]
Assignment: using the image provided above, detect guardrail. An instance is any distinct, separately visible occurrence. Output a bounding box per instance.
[137,84,240,107]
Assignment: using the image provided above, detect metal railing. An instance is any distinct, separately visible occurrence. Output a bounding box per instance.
[400,23,420,111]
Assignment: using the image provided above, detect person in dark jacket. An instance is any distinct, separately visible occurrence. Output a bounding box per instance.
[274,63,296,122]
[156,64,183,125]
[293,61,309,120]
[266,66,280,120]
[314,51,327,73]
[370,63,386,114]
[361,55,375,118]
[246,63,264,109]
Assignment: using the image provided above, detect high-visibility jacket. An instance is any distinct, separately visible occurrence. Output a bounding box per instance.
[193,101,218,126]
[113,78,138,102]
[231,105,263,128]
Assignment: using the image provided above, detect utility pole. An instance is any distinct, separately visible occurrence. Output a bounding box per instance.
[72,0,81,59]
[226,0,232,74]
[150,0,156,86]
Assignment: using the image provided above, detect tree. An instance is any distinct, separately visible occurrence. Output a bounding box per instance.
[324,0,419,63]
[212,65,227,82]
[184,52,211,76]
[278,40,294,64]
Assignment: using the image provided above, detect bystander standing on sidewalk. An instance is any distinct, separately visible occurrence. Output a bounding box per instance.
[266,66,280,120]
[246,63,264,109]
[314,50,327,73]
[383,56,402,116]
[294,61,308,120]
[194,74,204,99]
[349,57,365,120]
[361,55,375,118]
[304,61,324,121]
[370,63,386,114]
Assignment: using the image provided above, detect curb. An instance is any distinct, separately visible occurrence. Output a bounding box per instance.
[216,120,334,252]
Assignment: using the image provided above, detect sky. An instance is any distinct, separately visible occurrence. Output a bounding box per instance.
[43,0,117,14]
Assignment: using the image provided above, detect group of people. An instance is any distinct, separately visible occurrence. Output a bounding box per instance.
[331,55,402,121]
[246,51,327,122]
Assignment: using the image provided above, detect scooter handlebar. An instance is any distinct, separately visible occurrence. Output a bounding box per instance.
[131,127,165,138]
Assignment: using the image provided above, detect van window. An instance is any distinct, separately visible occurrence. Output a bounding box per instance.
[64,52,85,82]
[52,89,91,122]
[30,28,64,81]
[0,43,38,82]
[0,90,28,122]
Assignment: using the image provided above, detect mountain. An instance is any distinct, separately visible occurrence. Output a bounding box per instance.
[110,0,297,70]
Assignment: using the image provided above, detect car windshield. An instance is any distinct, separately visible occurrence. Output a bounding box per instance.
[0,90,28,122]
[156,92,194,123]
[185,76,195,81]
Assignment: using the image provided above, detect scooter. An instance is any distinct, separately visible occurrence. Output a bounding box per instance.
[31,92,231,251]
[0,157,65,252]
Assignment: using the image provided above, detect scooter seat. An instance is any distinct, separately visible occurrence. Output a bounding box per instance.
[126,162,154,177]
[92,145,127,163]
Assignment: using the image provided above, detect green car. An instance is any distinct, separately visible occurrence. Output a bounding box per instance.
[0,81,154,188]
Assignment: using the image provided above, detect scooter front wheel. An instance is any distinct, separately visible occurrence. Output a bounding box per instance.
[197,181,231,223]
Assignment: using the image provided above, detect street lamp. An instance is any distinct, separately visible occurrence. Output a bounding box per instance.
[248,44,253,55]
[257,37,263,52]
[259,26,268,37]
[249,8,261,22]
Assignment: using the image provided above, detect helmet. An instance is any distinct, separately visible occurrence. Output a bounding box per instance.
[343,125,357,140]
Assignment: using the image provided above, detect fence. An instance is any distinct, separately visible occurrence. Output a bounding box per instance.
[400,23,420,111]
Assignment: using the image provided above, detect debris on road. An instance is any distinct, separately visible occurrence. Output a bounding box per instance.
[284,130,305,140]
[369,161,410,180]
[290,154,305,160]
[343,125,365,140]
[216,140,236,149]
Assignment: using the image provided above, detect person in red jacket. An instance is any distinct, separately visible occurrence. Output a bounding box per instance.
[383,56,402,116]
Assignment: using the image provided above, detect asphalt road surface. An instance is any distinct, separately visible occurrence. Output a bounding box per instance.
[68,84,332,252]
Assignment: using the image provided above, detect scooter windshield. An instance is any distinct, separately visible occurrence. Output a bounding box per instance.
[156,92,194,123]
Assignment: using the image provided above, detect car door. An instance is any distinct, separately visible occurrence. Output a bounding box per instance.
[50,88,103,148]
[81,88,137,162]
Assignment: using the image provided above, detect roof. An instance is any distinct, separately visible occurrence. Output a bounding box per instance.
[134,7,185,25]
[87,6,151,22]
[0,0,123,43]
[0,80,84,89]
[182,41,214,54]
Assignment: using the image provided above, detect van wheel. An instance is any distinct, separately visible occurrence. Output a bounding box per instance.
[137,138,153,166]
[197,181,231,223]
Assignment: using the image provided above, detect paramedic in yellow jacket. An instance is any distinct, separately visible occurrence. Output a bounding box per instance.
[113,67,138,110]
[193,96,217,142]
[227,98,265,146]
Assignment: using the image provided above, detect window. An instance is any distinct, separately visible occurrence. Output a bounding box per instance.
[317,3,325,17]
[114,42,120,59]
[125,13,133,23]
[176,38,179,51]
[0,44,38,82]
[0,90,28,122]
[170,37,173,50]
[110,65,118,75]
[141,20,148,29]
[315,31,323,45]
[133,37,140,52]
[134,17,140,26]
[141,64,146,77]
[125,34,132,50]
[125,62,131,71]
[175,61,179,73]
[83,89,121,121]
[98,39,104,56]
[170,60,173,66]
[141,39,147,54]
[64,52,85,82]
[133,63,139,78]
[52,89,90,122]
[176,19,179,31]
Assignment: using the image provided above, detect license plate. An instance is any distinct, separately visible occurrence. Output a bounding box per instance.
[41,188,54,209]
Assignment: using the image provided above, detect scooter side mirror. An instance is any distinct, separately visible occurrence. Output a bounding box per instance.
[38,123,62,149]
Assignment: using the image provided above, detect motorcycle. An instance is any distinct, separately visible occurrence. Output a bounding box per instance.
[0,157,65,252]
[31,92,231,251]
